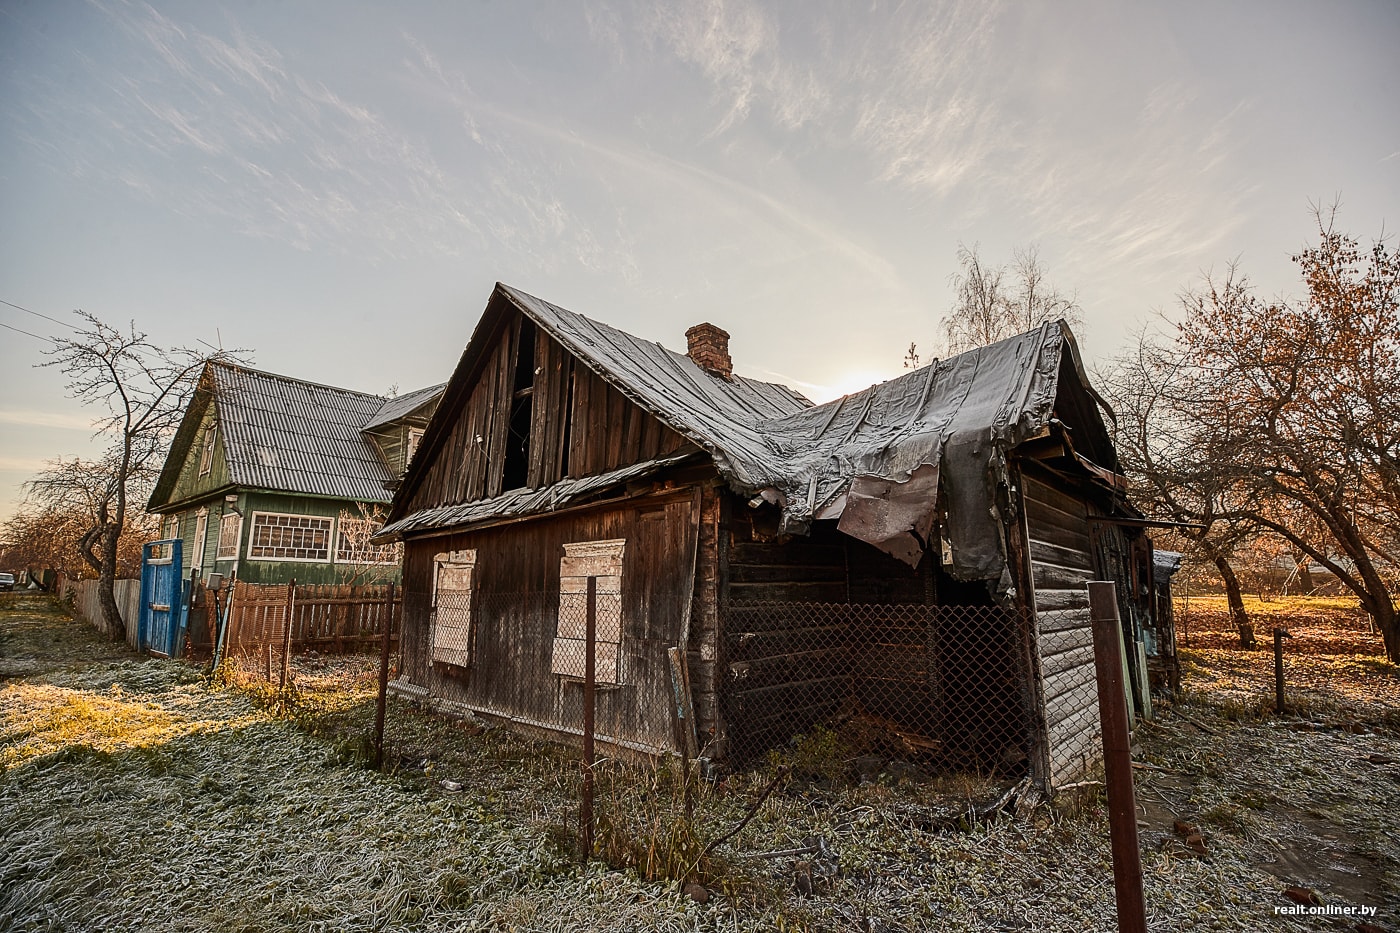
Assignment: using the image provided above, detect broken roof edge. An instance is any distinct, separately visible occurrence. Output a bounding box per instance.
[375,450,702,542]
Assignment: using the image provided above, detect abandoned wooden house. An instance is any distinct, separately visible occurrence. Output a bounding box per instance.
[378,283,1172,789]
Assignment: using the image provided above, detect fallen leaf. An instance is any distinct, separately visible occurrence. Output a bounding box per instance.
[1283,886,1322,906]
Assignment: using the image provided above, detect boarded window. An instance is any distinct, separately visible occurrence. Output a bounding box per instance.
[550,539,625,684]
[247,512,332,561]
[216,511,241,561]
[199,423,217,476]
[432,550,476,668]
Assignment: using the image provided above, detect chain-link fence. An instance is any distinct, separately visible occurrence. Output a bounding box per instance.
[395,589,1108,790]
[723,601,1105,790]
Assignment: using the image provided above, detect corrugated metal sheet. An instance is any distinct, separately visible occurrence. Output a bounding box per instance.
[213,365,398,503]
[362,382,446,431]
[377,452,696,539]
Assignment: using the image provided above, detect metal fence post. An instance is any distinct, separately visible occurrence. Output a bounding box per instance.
[1088,581,1147,933]
[1273,627,1291,714]
[581,576,596,863]
[374,582,396,770]
[280,578,296,690]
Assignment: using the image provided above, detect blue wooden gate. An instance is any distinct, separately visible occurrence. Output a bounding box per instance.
[139,539,189,657]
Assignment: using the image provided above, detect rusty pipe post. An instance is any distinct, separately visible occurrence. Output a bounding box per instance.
[280,578,296,690]
[373,582,395,770]
[1273,627,1291,714]
[1088,582,1147,933]
[580,576,597,862]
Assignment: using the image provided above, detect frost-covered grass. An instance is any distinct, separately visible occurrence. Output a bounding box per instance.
[2,594,1397,931]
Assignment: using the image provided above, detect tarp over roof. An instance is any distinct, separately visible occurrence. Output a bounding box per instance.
[389,285,1119,586]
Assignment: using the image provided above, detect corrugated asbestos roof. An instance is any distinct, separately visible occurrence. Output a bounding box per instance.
[362,381,446,432]
[387,285,1116,588]
[213,365,398,502]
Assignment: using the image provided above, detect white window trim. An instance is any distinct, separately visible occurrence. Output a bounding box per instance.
[192,507,209,573]
[149,516,180,565]
[407,428,425,464]
[199,424,217,476]
[245,510,335,563]
[216,510,242,562]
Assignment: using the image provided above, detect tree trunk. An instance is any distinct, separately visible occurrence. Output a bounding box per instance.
[1210,552,1253,649]
[98,523,124,641]
[1295,552,1314,594]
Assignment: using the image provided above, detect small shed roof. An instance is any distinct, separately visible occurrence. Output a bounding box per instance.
[362,381,446,432]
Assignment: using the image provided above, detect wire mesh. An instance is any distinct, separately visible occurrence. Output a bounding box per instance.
[393,589,1108,789]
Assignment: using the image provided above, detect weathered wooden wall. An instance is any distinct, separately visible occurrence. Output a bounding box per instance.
[403,316,690,516]
[1019,466,1101,788]
[399,489,698,755]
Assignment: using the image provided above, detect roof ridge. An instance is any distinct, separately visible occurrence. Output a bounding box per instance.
[211,360,387,404]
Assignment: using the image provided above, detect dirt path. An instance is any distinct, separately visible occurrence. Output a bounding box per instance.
[2,593,1397,932]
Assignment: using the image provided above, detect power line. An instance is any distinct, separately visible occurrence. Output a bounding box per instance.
[0,319,55,342]
[0,298,76,330]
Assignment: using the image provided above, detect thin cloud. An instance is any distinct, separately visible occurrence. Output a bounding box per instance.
[0,410,101,431]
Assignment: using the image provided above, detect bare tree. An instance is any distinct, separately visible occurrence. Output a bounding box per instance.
[333,504,401,586]
[940,244,1084,354]
[1170,211,1399,659]
[40,313,244,636]
[1098,329,1259,646]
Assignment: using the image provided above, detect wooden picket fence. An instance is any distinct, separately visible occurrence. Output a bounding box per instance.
[222,581,399,662]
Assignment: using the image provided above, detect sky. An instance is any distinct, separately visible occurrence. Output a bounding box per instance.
[1,0,1397,527]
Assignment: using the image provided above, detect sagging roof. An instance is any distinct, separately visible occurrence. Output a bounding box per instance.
[388,285,1122,585]
[149,363,445,509]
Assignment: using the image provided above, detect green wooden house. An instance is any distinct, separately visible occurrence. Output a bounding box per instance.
[147,363,443,585]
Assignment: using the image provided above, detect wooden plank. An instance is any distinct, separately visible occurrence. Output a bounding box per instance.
[1028,539,1095,573]
[727,581,850,603]
[1040,641,1094,679]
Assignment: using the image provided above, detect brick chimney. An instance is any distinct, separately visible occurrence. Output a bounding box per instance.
[685,323,733,380]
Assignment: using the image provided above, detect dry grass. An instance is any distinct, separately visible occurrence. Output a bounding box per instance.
[2,593,1398,931]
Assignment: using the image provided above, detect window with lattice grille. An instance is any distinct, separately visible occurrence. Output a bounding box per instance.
[216,512,241,561]
[247,512,332,561]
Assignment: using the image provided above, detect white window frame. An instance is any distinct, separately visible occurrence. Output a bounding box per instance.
[407,428,425,465]
[551,539,626,684]
[192,507,209,573]
[335,517,398,565]
[150,515,180,564]
[431,549,477,669]
[245,511,334,563]
[199,422,217,476]
[216,510,242,561]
